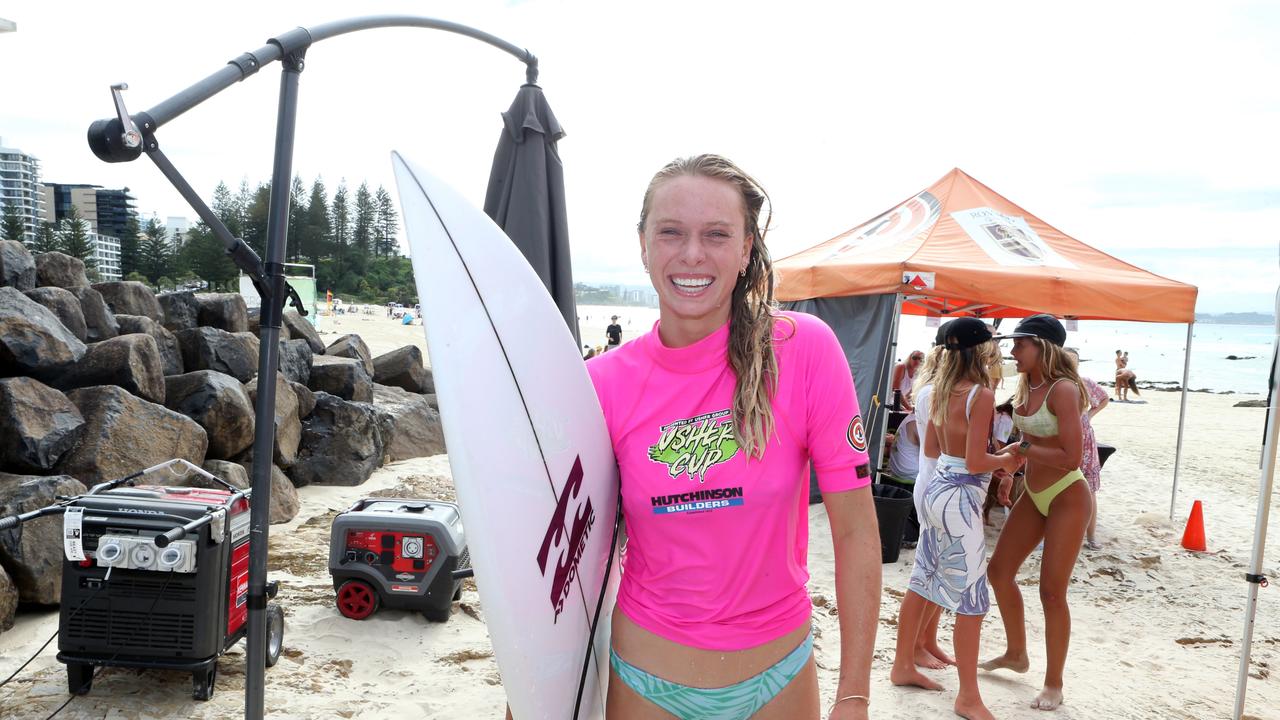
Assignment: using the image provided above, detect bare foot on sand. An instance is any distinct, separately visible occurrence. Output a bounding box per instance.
[980,652,1030,673]
[1031,686,1064,710]
[915,647,947,669]
[925,641,957,666]
[890,665,945,691]
[955,694,996,720]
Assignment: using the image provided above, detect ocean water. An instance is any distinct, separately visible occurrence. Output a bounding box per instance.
[578,304,1274,395]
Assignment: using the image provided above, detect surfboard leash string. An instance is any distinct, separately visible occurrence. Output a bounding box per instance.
[572,479,623,720]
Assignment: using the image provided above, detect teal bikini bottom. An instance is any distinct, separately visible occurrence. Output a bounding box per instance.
[609,631,813,720]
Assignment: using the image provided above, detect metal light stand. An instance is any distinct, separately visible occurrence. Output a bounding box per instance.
[86,17,537,719]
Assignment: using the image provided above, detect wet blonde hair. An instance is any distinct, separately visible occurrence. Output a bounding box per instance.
[928,340,1002,428]
[638,154,776,459]
[1014,338,1090,410]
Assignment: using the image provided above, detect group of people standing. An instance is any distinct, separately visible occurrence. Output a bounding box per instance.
[887,315,1105,718]
[576,153,1097,719]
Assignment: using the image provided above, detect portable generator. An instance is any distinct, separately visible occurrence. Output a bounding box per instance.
[328,497,469,622]
[0,459,284,701]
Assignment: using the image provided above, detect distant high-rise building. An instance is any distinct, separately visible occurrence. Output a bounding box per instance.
[95,188,137,241]
[42,183,101,232]
[0,17,15,33]
[0,138,46,244]
[91,232,122,281]
[165,216,191,248]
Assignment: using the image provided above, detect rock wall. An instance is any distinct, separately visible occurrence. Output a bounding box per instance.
[0,244,443,633]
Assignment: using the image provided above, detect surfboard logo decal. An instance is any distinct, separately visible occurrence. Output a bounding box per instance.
[536,456,597,622]
[648,409,741,483]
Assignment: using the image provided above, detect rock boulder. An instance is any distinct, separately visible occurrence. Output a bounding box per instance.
[58,333,165,404]
[164,370,255,460]
[156,290,199,333]
[195,292,249,333]
[325,334,374,376]
[0,378,85,472]
[56,386,208,486]
[176,327,259,382]
[288,392,384,487]
[373,383,446,462]
[309,355,373,402]
[372,345,433,394]
[34,252,89,289]
[277,338,312,385]
[23,286,88,342]
[68,285,118,342]
[114,314,183,376]
[0,240,36,291]
[93,281,164,322]
[282,309,325,354]
[0,474,87,604]
[0,287,87,378]
[245,372,301,467]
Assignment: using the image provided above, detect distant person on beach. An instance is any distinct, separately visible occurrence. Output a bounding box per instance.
[587,154,879,720]
[1069,349,1110,550]
[1114,350,1139,401]
[583,345,596,360]
[893,350,926,411]
[605,315,623,351]
[982,314,1091,711]
[891,318,1016,720]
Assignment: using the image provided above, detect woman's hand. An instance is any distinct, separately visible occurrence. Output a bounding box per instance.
[996,451,1021,474]
[996,470,1015,506]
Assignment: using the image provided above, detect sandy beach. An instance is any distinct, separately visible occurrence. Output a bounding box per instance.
[2,314,1278,719]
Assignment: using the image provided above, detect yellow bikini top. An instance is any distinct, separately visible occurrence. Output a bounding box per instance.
[1012,379,1066,437]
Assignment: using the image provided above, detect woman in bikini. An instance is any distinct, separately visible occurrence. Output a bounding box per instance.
[981,314,1092,711]
[890,318,1019,720]
[589,154,880,719]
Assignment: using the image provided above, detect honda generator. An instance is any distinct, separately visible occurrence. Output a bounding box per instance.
[0,459,284,701]
[328,497,469,622]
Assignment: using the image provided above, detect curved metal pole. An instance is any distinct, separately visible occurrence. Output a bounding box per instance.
[91,15,536,146]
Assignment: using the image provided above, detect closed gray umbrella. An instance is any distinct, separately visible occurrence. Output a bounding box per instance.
[484,83,580,346]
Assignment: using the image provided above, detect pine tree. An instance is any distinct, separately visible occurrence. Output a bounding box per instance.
[118,213,141,277]
[59,206,97,268]
[353,181,374,255]
[287,175,307,264]
[31,221,60,253]
[330,181,351,284]
[1,201,25,243]
[243,183,272,259]
[178,222,237,291]
[304,178,330,268]
[139,216,172,283]
[374,186,399,257]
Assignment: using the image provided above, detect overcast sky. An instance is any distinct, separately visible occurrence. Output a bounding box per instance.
[2,0,1276,313]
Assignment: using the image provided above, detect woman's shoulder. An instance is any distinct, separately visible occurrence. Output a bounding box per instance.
[585,332,650,385]
[771,310,838,344]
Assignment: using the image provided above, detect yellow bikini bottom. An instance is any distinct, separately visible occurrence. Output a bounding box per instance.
[1025,469,1085,516]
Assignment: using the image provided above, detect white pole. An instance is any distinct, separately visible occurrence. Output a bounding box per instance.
[1232,290,1280,720]
[1169,322,1194,520]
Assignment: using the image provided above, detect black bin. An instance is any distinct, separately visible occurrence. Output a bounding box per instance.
[871,483,914,563]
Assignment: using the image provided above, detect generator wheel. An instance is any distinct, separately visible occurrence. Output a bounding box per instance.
[265,603,285,668]
[192,663,217,701]
[336,579,378,620]
[66,662,93,696]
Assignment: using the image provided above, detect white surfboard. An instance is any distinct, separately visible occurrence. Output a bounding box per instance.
[392,152,619,720]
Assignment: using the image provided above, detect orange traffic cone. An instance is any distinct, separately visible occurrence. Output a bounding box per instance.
[1181,500,1207,552]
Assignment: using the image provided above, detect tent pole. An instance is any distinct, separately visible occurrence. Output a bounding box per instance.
[1169,322,1194,520]
[1232,291,1280,720]
[876,293,905,471]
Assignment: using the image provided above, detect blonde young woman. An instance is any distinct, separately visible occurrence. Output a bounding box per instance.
[587,155,881,720]
[981,315,1091,711]
[903,325,952,671]
[890,318,1019,720]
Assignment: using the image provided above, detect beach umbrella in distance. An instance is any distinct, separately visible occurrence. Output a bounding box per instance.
[484,83,580,346]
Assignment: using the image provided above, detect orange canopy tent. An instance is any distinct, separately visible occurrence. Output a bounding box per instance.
[776,168,1197,323]
[776,168,1198,518]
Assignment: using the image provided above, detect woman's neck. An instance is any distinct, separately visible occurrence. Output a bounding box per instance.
[657,312,728,348]
[1027,370,1047,387]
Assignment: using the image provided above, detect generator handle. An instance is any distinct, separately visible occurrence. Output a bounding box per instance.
[154,511,216,548]
[451,568,474,580]
[0,504,68,531]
